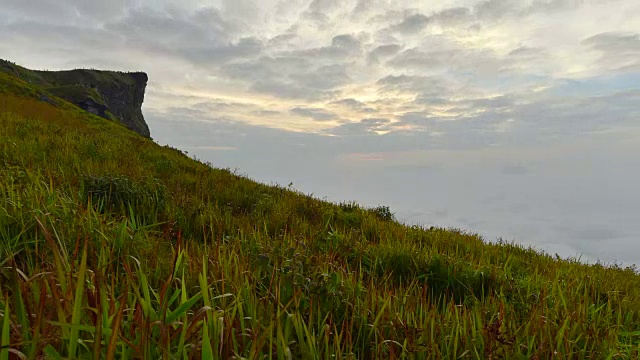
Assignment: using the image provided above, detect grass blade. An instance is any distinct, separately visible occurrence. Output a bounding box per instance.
[166,293,202,325]
[1,295,10,360]
[106,291,128,360]
[202,317,214,360]
[43,345,62,360]
[68,239,88,358]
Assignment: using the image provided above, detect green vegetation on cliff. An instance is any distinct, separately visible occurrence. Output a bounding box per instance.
[1,64,640,359]
[0,59,149,137]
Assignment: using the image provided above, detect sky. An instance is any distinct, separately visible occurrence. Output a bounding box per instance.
[1,0,639,264]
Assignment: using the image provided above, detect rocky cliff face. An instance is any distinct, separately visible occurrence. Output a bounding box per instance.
[0,60,150,138]
[34,70,150,138]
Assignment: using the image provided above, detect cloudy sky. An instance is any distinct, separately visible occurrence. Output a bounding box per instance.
[2,0,639,264]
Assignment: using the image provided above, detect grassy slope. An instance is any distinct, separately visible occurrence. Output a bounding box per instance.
[1,70,640,359]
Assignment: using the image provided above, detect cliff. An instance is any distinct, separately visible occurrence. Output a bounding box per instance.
[0,59,150,137]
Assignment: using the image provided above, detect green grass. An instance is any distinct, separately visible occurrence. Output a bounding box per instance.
[1,66,640,359]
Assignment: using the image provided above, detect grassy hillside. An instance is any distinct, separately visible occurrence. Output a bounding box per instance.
[1,68,640,359]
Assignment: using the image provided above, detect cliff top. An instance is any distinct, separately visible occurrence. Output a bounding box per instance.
[0,59,147,86]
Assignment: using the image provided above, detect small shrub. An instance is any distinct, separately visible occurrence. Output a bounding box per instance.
[253,193,276,216]
[336,210,363,228]
[339,201,360,212]
[295,196,323,222]
[371,205,394,221]
[81,174,167,223]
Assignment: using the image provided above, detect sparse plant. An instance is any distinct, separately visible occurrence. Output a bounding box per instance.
[371,204,395,221]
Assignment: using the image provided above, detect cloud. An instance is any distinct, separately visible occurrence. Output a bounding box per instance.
[104,7,264,65]
[330,98,377,113]
[230,61,348,100]
[182,37,263,64]
[290,107,339,121]
[582,32,640,71]
[253,109,282,117]
[217,33,359,101]
[473,0,588,21]
[377,74,464,99]
[501,164,528,175]
[331,98,366,108]
[387,42,506,78]
[523,0,590,15]
[251,81,336,100]
[330,118,391,135]
[396,88,640,149]
[352,0,375,15]
[393,13,431,34]
[433,7,473,26]
[463,95,515,110]
[288,34,363,60]
[583,32,640,52]
[289,64,351,90]
[307,0,341,14]
[268,33,298,47]
[568,227,627,242]
[302,0,343,26]
[332,34,361,49]
[473,0,515,21]
[507,46,546,59]
[368,43,402,64]
[0,0,128,24]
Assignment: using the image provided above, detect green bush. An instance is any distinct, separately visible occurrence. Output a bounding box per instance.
[80,174,166,223]
[371,204,394,221]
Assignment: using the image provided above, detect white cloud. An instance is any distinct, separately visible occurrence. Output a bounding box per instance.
[290,107,340,121]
